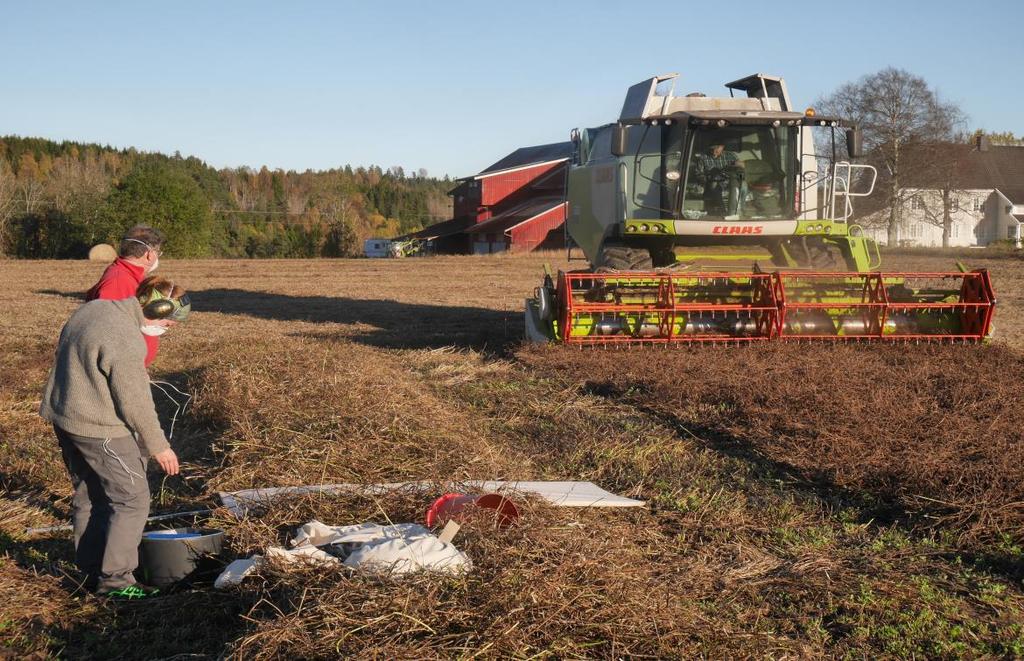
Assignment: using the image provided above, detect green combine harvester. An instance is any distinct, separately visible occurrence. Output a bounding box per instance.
[525,73,995,344]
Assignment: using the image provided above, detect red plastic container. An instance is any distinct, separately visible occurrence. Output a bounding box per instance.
[426,492,520,529]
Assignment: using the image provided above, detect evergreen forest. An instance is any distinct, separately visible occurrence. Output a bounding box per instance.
[0,136,453,258]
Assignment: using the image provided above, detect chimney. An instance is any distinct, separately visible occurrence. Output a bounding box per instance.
[976,134,991,152]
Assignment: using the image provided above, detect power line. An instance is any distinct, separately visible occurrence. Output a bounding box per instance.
[211,207,448,220]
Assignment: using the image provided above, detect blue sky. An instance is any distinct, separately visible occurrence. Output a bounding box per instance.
[2,1,1021,178]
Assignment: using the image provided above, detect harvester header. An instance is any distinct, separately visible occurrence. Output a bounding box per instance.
[534,269,995,345]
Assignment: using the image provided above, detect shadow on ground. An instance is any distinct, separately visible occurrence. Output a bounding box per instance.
[33,287,522,351]
[35,289,86,301]
[195,288,520,351]
[53,589,255,659]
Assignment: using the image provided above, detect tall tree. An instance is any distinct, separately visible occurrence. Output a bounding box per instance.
[818,68,965,246]
[105,159,215,257]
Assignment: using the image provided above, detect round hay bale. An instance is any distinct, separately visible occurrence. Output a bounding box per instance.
[88,243,117,262]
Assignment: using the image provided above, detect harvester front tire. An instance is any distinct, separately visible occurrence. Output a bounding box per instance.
[595,245,653,272]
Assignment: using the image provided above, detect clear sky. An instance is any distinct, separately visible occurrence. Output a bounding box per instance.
[2,0,1021,178]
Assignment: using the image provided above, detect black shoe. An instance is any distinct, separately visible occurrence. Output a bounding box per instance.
[98,583,160,599]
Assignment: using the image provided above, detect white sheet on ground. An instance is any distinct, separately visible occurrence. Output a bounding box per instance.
[344,535,468,575]
[214,556,263,589]
[219,480,643,516]
[291,520,432,548]
[214,519,469,588]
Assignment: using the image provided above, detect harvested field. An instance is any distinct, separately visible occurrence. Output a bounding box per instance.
[2,251,1024,658]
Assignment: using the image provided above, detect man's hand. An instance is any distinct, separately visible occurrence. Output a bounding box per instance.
[153,448,180,475]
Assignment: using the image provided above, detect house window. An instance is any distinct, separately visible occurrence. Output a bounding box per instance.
[909,196,924,211]
[1010,227,1018,241]
[972,197,983,212]
[952,224,960,238]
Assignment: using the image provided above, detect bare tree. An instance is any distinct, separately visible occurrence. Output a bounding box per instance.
[0,161,17,254]
[818,68,965,246]
[912,139,972,247]
[16,153,47,216]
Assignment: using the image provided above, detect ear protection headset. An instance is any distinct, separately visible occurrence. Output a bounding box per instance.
[125,237,159,254]
[139,282,191,321]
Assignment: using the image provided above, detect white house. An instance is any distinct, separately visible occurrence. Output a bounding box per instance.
[859,144,1024,248]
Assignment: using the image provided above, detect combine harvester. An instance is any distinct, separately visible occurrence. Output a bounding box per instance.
[525,73,995,344]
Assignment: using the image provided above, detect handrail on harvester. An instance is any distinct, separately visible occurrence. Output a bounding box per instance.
[557,269,995,344]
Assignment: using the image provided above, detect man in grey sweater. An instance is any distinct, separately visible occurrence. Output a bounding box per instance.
[40,276,190,598]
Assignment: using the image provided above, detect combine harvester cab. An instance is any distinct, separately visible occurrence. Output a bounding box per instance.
[526,73,996,344]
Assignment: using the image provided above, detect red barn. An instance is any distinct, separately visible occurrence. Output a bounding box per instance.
[404,141,572,254]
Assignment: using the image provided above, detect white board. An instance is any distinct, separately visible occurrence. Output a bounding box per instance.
[218,480,644,516]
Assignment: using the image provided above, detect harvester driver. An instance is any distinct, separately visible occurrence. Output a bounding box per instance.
[693,143,744,216]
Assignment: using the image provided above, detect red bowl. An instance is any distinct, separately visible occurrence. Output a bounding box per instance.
[426,492,520,529]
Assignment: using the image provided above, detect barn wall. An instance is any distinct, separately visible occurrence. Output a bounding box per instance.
[480,161,565,206]
[508,203,567,252]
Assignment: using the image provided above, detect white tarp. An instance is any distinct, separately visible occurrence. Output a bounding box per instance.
[218,480,644,516]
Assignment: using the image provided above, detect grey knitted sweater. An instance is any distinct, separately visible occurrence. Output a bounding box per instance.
[40,298,169,456]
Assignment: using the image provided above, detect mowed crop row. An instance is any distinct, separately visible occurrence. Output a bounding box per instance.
[1,252,1024,657]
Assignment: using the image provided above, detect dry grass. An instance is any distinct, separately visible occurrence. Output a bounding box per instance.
[518,343,1024,550]
[2,249,1024,658]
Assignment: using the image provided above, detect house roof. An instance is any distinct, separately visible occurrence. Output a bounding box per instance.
[464,196,565,235]
[905,144,1024,203]
[958,146,1024,202]
[478,141,574,176]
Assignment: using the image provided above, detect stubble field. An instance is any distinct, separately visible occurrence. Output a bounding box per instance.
[2,250,1024,658]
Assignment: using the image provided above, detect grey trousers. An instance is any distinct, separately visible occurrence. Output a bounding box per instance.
[55,426,150,592]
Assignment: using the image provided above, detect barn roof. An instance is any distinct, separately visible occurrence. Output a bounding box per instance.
[478,141,573,176]
[464,196,565,235]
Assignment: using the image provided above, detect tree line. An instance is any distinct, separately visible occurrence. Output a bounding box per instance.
[0,136,453,258]
[816,67,1019,248]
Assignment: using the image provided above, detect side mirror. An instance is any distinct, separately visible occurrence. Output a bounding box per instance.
[846,128,864,159]
[611,124,628,157]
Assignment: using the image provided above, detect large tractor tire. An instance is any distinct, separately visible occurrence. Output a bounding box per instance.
[595,245,653,271]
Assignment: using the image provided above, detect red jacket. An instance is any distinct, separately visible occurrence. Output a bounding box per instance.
[86,258,160,367]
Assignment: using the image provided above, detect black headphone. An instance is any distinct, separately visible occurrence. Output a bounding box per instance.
[143,298,177,320]
[140,282,191,321]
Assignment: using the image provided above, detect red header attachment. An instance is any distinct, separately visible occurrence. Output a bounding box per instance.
[556,270,995,345]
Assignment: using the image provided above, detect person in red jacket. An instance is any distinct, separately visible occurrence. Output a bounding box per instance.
[86,225,165,367]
